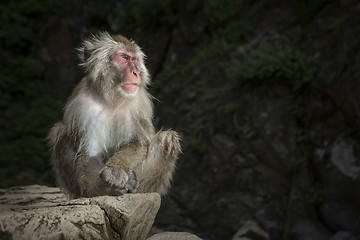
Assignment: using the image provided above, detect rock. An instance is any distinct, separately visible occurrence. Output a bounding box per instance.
[313,135,360,235]
[328,136,360,180]
[319,201,360,234]
[0,184,67,211]
[329,231,360,240]
[0,185,161,240]
[232,220,269,240]
[290,219,331,240]
[147,231,203,240]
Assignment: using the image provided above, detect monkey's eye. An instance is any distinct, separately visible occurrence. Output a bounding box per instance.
[121,54,130,60]
[132,57,138,65]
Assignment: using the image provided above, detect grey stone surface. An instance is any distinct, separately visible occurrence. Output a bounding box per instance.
[232,221,269,240]
[0,185,161,240]
[147,231,203,240]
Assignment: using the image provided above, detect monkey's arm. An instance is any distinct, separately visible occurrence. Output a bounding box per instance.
[106,142,148,170]
[99,142,147,194]
[100,130,181,196]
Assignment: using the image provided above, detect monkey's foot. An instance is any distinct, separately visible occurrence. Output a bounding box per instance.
[99,166,137,195]
[154,130,182,157]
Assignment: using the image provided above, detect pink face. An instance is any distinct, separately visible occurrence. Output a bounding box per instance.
[113,50,140,95]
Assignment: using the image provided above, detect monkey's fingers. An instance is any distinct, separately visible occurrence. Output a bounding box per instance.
[100,166,128,189]
[100,167,138,195]
[124,170,137,193]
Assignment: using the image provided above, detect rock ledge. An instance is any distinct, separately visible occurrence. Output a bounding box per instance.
[0,185,160,240]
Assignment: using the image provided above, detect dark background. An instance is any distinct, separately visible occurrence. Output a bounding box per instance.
[1,0,360,239]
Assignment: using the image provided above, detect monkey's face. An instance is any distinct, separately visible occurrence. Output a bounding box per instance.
[113,50,140,96]
[78,32,150,100]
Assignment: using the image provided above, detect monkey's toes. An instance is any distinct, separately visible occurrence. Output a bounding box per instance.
[159,130,182,157]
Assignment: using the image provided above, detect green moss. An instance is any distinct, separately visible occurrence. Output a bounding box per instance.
[153,38,232,92]
[286,157,305,174]
[305,182,325,206]
[189,137,208,154]
[245,131,257,140]
[0,0,60,51]
[227,39,315,91]
[204,0,254,42]
[114,0,178,36]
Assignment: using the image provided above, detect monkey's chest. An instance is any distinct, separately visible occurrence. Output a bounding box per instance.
[85,113,136,157]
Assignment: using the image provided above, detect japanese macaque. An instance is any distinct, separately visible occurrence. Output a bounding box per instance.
[48,32,181,199]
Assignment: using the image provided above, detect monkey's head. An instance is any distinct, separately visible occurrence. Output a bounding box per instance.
[78,32,150,100]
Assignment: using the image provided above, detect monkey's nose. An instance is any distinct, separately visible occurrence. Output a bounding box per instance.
[132,71,138,77]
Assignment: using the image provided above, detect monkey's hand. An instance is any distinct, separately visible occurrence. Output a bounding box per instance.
[99,166,137,194]
[100,142,146,195]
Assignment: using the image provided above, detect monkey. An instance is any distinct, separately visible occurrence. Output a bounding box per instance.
[48,32,181,199]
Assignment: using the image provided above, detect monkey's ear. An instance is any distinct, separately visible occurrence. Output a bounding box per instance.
[77,45,94,64]
[83,48,93,62]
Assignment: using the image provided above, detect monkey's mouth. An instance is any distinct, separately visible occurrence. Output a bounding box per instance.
[120,82,139,94]
[121,83,139,86]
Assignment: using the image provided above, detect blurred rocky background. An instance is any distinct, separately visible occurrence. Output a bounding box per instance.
[1,0,360,239]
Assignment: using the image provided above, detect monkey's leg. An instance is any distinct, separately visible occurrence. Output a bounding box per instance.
[135,130,181,195]
[77,155,107,197]
[99,142,148,194]
[50,123,82,198]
